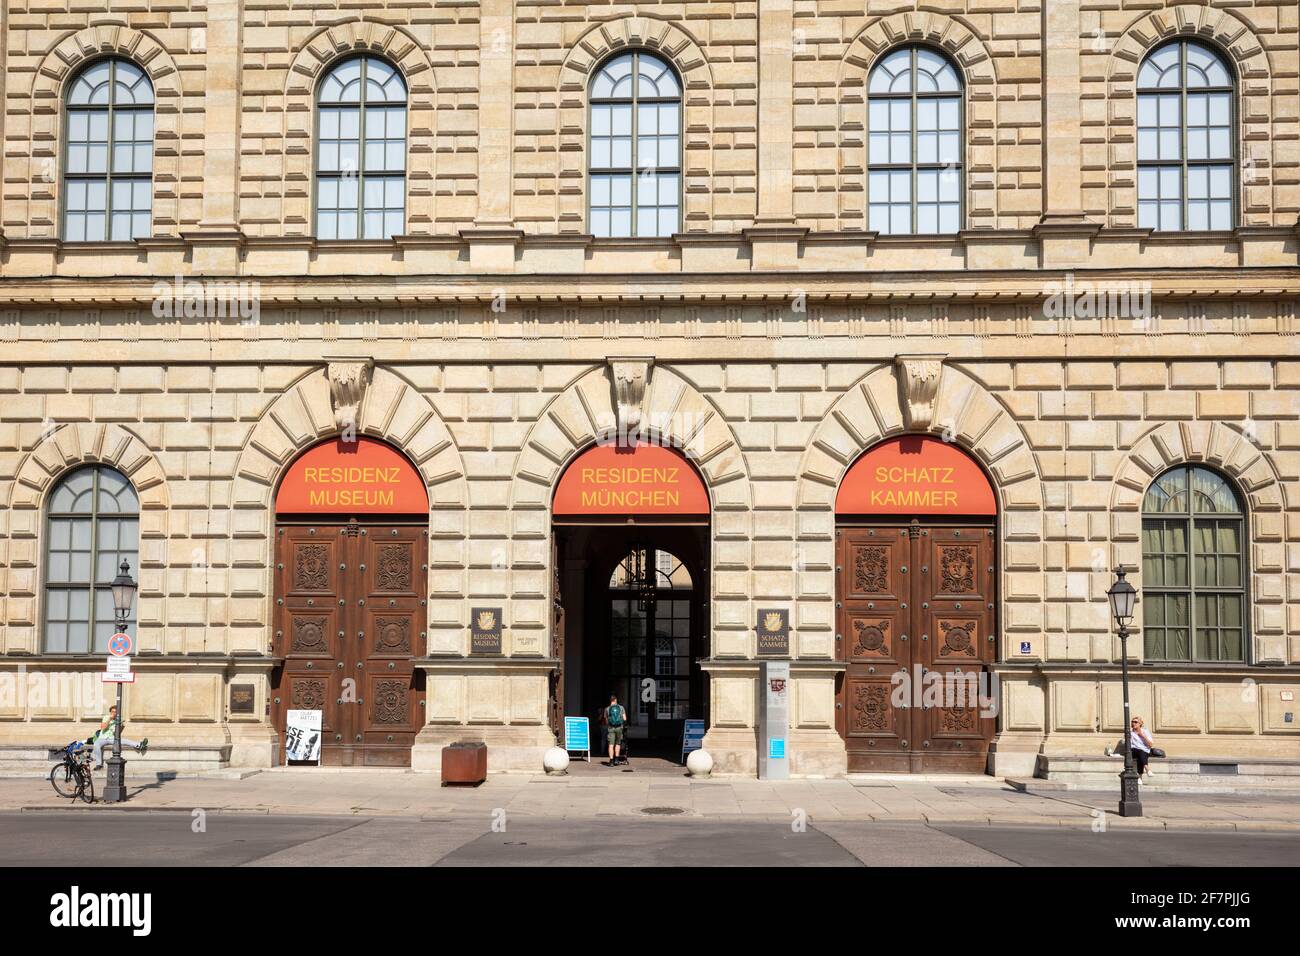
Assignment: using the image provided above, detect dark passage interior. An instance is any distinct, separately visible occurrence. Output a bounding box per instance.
[552,522,709,758]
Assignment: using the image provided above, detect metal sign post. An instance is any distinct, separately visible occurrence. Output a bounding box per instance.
[102,630,134,803]
[758,660,790,781]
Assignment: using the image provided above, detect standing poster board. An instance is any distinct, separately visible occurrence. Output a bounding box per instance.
[564,716,590,762]
[285,709,322,764]
[676,723,707,764]
[681,719,706,764]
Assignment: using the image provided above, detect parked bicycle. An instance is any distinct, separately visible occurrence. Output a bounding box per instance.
[49,740,95,804]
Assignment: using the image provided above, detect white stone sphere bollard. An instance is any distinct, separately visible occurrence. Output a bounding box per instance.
[686,749,714,777]
[543,746,570,774]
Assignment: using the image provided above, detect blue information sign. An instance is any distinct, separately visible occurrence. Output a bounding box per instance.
[680,718,706,762]
[564,716,590,761]
[768,737,786,760]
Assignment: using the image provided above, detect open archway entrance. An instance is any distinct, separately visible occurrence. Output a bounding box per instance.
[550,441,710,759]
[270,437,429,767]
[835,435,999,773]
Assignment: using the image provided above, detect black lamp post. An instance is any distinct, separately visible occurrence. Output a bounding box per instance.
[1107,566,1142,818]
[103,559,137,804]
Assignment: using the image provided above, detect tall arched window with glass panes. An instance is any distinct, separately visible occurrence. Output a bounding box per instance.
[1141,466,1247,662]
[62,59,154,242]
[315,56,408,240]
[43,466,140,654]
[866,46,963,235]
[1136,40,1235,231]
[588,52,682,238]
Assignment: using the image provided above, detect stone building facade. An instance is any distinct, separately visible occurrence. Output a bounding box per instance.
[0,1,1297,777]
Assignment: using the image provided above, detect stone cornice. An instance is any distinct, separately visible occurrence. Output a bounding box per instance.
[2,225,1296,280]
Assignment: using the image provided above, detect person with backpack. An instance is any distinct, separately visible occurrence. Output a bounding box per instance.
[604,693,628,766]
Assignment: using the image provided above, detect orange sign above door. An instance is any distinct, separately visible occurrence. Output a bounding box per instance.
[836,436,996,516]
[553,442,710,517]
[276,438,429,515]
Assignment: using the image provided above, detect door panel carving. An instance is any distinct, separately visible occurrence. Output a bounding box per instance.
[273,523,426,767]
[838,524,996,772]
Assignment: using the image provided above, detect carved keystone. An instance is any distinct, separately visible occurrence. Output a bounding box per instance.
[327,360,374,431]
[895,354,946,432]
[608,357,654,445]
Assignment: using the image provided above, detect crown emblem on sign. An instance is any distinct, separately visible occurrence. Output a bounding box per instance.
[476,610,497,631]
[763,611,784,633]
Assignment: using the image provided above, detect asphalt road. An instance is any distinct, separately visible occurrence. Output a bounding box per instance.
[1,811,1298,867]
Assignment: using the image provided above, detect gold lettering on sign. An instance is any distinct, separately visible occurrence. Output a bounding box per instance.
[869,464,958,509]
[577,464,683,509]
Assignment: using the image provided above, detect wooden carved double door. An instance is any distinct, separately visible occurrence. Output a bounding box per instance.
[273,523,426,767]
[837,524,997,773]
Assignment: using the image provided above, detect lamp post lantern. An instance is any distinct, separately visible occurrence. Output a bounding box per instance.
[103,559,137,804]
[1107,566,1142,818]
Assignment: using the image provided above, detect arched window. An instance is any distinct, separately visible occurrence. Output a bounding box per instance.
[44,466,139,654]
[1141,466,1246,662]
[63,58,154,242]
[588,51,681,238]
[316,56,407,240]
[866,46,962,235]
[608,546,694,722]
[1137,40,1235,231]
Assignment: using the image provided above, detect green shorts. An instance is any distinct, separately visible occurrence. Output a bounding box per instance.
[607,725,626,745]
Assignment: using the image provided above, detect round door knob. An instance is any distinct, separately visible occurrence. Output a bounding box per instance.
[338,599,345,606]
[355,735,363,742]
[360,564,367,571]
[336,698,343,705]
[307,599,315,606]
[388,662,395,670]
[337,662,343,669]
[386,735,394,742]
[274,697,281,705]
[921,634,928,641]
[923,741,931,749]
[335,734,342,741]
[901,740,909,748]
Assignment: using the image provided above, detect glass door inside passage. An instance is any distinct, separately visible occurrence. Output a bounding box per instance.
[608,546,694,742]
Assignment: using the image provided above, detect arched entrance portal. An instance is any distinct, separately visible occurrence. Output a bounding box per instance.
[271,437,429,767]
[551,441,710,759]
[835,435,999,773]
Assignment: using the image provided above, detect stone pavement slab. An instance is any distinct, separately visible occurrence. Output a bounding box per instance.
[4,771,1300,832]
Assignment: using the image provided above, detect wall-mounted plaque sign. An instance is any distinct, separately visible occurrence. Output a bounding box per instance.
[229,683,256,715]
[756,608,790,657]
[470,607,503,655]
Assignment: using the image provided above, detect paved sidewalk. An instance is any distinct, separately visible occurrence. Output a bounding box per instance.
[9,767,1300,831]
